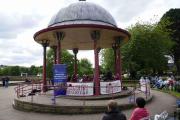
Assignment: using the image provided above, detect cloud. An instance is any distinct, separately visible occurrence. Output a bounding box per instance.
[99,0,155,23]
[0,0,179,67]
[0,13,44,39]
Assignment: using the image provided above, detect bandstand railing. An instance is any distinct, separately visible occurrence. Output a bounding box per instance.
[14,81,151,105]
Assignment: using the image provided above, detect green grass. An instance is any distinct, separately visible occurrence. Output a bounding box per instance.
[156,89,180,99]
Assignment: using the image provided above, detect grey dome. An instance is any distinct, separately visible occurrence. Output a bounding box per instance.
[48,2,117,27]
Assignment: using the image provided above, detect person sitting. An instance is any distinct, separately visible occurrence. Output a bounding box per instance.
[67,75,71,82]
[102,100,127,120]
[104,71,113,81]
[71,74,77,82]
[114,73,120,80]
[82,74,88,82]
[129,97,149,120]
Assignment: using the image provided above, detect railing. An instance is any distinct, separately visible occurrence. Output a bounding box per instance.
[14,83,42,98]
[14,82,151,105]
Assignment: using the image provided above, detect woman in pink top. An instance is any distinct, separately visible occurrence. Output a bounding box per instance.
[129,97,149,120]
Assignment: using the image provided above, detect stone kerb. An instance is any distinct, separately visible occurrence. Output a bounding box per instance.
[13,94,153,114]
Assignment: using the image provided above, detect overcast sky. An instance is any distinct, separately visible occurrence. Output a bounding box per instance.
[0,0,179,67]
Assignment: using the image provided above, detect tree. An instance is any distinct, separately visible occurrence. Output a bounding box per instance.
[1,66,11,75]
[0,68,2,76]
[101,48,115,73]
[47,49,54,79]
[20,67,29,74]
[101,22,173,79]
[160,8,180,75]
[10,66,20,76]
[29,65,38,75]
[122,23,173,78]
[78,58,93,76]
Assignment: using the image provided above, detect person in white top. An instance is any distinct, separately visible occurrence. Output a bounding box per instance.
[140,77,146,92]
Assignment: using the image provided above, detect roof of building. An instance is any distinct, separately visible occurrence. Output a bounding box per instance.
[48,2,117,27]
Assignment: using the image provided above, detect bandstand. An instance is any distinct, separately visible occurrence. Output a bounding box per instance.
[13,1,153,114]
[34,1,130,96]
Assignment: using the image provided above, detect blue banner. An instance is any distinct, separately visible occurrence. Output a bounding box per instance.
[53,64,67,96]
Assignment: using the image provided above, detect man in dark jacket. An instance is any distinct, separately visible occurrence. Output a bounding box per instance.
[102,100,127,120]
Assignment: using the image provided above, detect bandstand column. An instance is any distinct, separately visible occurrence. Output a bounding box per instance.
[91,30,100,96]
[115,37,123,82]
[73,48,79,76]
[56,32,65,64]
[41,40,49,92]
[112,43,117,74]
[116,45,121,80]
[51,46,57,64]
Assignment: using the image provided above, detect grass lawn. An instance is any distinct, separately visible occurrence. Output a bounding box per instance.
[155,89,180,99]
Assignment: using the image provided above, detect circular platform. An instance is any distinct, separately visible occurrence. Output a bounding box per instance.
[13,89,153,114]
[60,89,132,100]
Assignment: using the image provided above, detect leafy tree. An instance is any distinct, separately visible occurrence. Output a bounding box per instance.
[61,50,74,76]
[160,8,180,75]
[78,58,93,76]
[10,66,20,76]
[37,66,43,75]
[47,49,54,79]
[101,22,173,79]
[1,66,11,75]
[20,67,29,74]
[0,68,2,76]
[101,48,115,73]
[29,65,38,75]
[123,23,173,77]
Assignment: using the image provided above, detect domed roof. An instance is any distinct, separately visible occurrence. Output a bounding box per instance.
[48,2,117,27]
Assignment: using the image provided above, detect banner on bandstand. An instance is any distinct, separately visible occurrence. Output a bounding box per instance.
[100,80,121,94]
[66,82,94,96]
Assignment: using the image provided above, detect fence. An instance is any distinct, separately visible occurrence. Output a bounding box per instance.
[14,81,151,105]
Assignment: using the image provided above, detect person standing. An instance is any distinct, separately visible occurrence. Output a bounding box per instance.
[129,97,150,120]
[2,77,5,87]
[102,100,127,120]
[5,76,9,88]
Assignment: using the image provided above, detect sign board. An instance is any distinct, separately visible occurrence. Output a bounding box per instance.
[53,64,67,96]
[100,80,121,94]
[66,82,94,96]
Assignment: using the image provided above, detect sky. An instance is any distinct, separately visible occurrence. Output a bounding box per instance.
[0,0,179,67]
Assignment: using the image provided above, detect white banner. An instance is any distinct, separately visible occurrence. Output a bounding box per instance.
[100,80,121,94]
[66,82,94,96]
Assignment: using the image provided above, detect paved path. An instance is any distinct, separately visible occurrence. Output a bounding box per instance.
[0,86,177,120]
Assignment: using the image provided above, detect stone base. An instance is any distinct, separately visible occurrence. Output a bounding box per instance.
[13,89,153,114]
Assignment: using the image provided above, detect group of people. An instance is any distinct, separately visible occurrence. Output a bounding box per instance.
[102,97,149,120]
[139,77,150,85]
[67,71,121,83]
[1,76,9,87]
[152,75,176,90]
[139,75,177,91]
[101,71,120,81]
[67,74,94,83]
